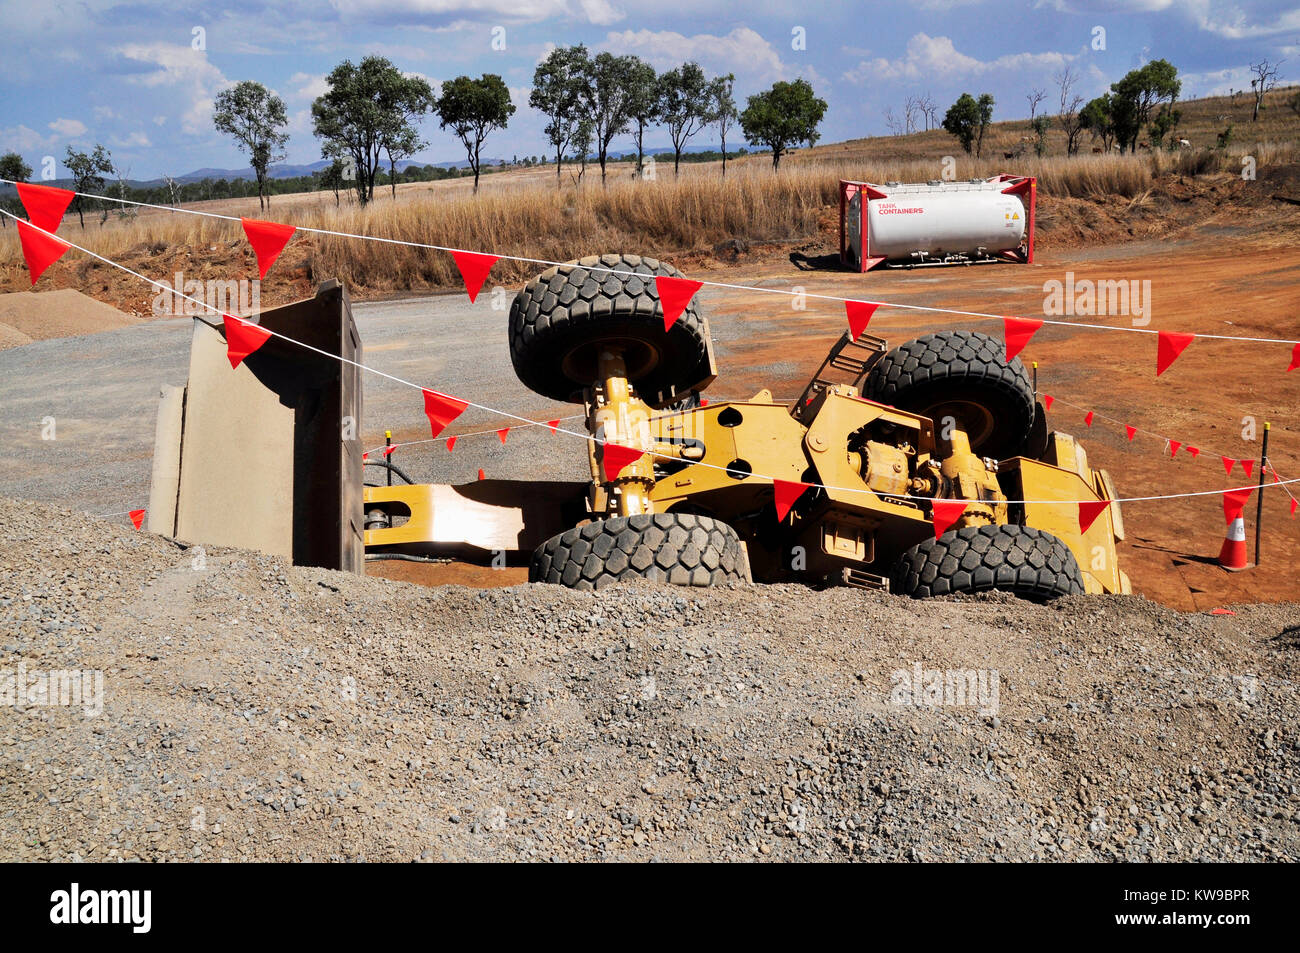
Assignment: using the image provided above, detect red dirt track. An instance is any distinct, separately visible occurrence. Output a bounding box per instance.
[684,233,1299,611]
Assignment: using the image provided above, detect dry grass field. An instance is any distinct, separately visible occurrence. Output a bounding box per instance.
[1,87,1296,303]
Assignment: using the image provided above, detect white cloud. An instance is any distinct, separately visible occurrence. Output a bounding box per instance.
[286,71,330,103]
[1192,4,1300,39]
[842,33,1071,83]
[0,124,54,152]
[1035,0,1299,38]
[576,0,623,25]
[603,27,814,87]
[110,131,152,148]
[48,118,88,138]
[116,43,231,136]
[286,108,315,139]
[152,115,168,126]
[327,0,623,25]
[1032,0,1181,11]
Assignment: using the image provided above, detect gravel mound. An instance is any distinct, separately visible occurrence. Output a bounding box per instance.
[2,496,1297,862]
[0,288,141,351]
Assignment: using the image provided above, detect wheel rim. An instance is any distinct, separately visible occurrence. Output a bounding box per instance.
[559,336,661,389]
[923,398,997,450]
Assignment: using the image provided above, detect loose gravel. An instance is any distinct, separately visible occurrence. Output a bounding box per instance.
[2,496,1297,862]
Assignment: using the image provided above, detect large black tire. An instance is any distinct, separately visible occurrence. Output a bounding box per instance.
[865,330,1035,459]
[530,513,748,591]
[508,253,712,408]
[890,524,1084,601]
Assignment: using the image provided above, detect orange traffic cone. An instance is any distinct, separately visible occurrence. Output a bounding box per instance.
[1217,513,1249,571]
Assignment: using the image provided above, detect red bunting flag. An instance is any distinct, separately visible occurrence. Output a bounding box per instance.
[362,452,369,461]
[1222,456,1235,475]
[930,499,968,539]
[450,250,499,303]
[1078,499,1110,532]
[1042,394,1054,411]
[1125,425,1137,441]
[1169,440,1182,457]
[497,428,509,444]
[1289,343,1300,372]
[1084,411,1094,427]
[1187,447,1200,460]
[222,313,272,369]
[1210,608,1237,615]
[773,479,812,522]
[700,398,708,407]
[1223,486,1254,522]
[478,468,485,481]
[845,301,879,341]
[128,509,145,530]
[446,436,457,452]
[546,419,559,434]
[1242,459,1254,478]
[1292,498,1298,517]
[655,275,702,331]
[1003,316,1043,362]
[601,443,644,480]
[16,220,70,284]
[422,389,468,438]
[383,445,397,457]
[1156,330,1195,376]
[17,183,74,234]
[241,217,296,279]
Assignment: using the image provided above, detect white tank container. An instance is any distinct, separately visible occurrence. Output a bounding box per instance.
[866,181,1027,258]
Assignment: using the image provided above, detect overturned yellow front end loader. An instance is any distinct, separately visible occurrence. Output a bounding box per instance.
[365,254,1129,599]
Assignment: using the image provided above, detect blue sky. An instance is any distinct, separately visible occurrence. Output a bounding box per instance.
[1,0,1296,179]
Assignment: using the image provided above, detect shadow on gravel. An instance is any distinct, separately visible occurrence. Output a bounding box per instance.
[789,251,843,271]
[1270,625,1300,650]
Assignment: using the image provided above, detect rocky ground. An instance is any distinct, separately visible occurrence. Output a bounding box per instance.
[2,496,1297,862]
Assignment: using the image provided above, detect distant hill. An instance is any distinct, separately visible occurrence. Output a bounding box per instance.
[168,157,465,184]
[0,142,735,195]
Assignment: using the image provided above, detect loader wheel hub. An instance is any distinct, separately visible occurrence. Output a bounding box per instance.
[561,337,660,386]
[924,398,996,449]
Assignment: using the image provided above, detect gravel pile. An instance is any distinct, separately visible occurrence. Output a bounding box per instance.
[2,496,1297,862]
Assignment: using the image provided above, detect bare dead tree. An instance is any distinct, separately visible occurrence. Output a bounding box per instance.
[920,92,940,131]
[1054,67,1085,156]
[883,106,904,136]
[1249,59,1283,120]
[1026,87,1046,121]
[904,95,924,134]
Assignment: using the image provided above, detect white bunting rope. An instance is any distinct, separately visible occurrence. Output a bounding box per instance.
[1044,391,1298,511]
[361,415,583,457]
[4,208,1297,513]
[5,179,1299,347]
[1044,392,1285,481]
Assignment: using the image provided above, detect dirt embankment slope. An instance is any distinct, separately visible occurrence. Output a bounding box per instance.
[3,498,1297,862]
